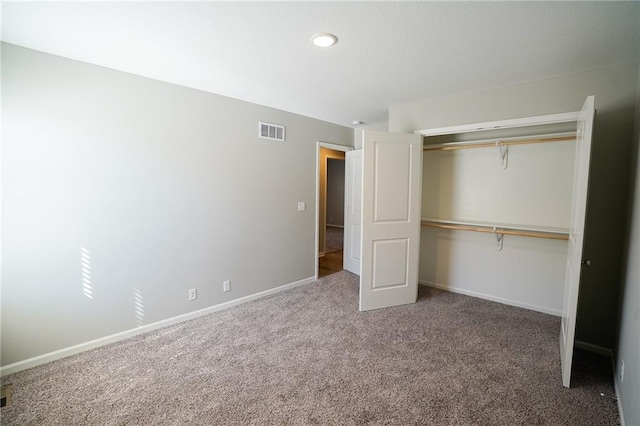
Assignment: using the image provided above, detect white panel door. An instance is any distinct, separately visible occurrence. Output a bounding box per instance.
[344,150,362,275]
[360,131,422,311]
[560,95,595,387]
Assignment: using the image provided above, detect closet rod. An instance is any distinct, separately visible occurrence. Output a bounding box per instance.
[423,134,575,151]
[421,221,569,241]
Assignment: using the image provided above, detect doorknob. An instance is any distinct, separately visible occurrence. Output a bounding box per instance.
[581,259,592,267]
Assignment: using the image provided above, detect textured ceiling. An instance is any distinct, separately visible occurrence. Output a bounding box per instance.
[2,1,639,127]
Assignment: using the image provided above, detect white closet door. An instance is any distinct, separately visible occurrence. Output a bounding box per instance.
[344,150,362,275]
[359,131,422,311]
[560,95,595,387]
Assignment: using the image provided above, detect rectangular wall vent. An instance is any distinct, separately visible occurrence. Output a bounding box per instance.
[259,122,285,141]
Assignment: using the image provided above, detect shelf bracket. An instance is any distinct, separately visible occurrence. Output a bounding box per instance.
[496,141,508,169]
[493,227,504,251]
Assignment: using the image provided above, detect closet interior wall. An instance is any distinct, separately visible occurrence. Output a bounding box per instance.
[419,123,577,315]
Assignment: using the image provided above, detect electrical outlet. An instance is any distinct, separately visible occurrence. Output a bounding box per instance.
[620,360,624,383]
[188,288,197,301]
[223,280,230,292]
[1,384,13,408]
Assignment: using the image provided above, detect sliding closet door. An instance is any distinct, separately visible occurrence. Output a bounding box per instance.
[344,150,363,275]
[560,95,595,387]
[359,131,422,311]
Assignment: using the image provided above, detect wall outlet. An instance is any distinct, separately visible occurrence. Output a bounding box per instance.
[188,288,197,301]
[1,384,13,408]
[223,280,230,292]
[620,360,624,383]
[297,201,306,211]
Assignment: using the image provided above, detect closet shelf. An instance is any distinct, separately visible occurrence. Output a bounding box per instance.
[421,218,569,241]
[422,132,576,152]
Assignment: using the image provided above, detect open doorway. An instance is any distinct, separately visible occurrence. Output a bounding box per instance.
[320,157,345,277]
[316,143,351,278]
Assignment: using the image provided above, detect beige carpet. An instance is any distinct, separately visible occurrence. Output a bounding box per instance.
[0,271,619,425]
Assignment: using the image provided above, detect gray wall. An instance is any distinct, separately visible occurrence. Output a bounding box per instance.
[1,43,353,366]
[326,158,345,227]
[616,64,640,426]
[390,62,639,350]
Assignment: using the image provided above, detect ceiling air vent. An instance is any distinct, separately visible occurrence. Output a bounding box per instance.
[259,122,285,141]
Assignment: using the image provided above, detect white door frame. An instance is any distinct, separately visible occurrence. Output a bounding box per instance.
[315,141,353,279]
[344,149,363,275]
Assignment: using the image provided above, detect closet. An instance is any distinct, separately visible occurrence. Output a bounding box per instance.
[419,125,576,315]
[351,96,594,388]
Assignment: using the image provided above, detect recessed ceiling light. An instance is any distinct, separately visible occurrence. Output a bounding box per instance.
[311,33,338,48]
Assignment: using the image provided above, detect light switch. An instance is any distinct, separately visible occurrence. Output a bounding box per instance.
[297,201,306,211]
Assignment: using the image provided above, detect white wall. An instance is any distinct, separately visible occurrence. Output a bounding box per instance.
[0,43,353,367]
[422,141,575,228]
[353,121,389,149]
[616,63,640,426]
[421,228,568,315]
[390,63,639,349]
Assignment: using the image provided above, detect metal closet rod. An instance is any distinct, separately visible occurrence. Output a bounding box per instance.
[423,133,576,151]
[421,220,569,241]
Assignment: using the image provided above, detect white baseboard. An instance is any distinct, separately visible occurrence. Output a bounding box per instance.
[418,280,561,317]
[0,276,316,377]
[613,369,626,426]
[574,340,613,357]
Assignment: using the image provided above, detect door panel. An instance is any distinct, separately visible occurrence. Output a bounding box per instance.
[373,143,412,222]
[360,131,422,311]
[560,95,595,387]
[372,239,409,289]
[344,150,362,275]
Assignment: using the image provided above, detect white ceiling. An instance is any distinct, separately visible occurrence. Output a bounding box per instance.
[2,1,639,128]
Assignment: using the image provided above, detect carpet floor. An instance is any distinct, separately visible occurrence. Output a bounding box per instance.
[0,271,619,425]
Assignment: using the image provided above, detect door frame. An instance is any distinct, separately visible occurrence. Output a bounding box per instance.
[315,141,353,279]
[344,149,363,275]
